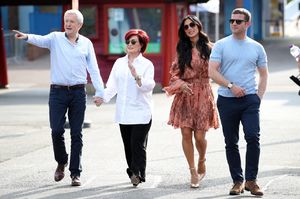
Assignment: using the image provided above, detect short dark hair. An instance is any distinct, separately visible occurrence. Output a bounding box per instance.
[232,8,251,22]
[124,29,150,53]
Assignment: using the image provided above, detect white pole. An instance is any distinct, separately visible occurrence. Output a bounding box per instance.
[196,5,199,19]
[72,0,79,10]
[215,13,219,41]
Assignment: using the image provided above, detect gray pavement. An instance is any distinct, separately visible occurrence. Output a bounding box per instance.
[0,38,300,198]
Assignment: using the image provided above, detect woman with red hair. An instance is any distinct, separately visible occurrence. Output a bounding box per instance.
[103,29,155,187]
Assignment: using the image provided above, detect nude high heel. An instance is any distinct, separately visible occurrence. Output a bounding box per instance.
[197,158,206,182]
[189,168,199,188]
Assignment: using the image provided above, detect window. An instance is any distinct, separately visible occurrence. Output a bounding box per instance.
[38,6,59,14]
[80,5,98,38]
[107,7,162,54]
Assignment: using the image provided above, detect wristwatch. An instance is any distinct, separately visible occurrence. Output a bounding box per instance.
[227,82,233,89]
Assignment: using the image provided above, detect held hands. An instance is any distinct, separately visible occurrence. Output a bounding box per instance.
[12,30,28,40]
[93,96,103,107]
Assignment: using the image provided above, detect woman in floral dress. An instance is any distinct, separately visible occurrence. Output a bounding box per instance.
[164,15,219,188]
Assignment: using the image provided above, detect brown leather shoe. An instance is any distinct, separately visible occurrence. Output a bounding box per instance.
[245,180,264,196]
[71,176,81,186]
[229,181,244,195]
[54,163,67,182]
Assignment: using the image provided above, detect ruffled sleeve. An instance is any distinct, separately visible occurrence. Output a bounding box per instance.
[163,59,185,96]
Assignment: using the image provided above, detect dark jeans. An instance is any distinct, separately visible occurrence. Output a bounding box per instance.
[119,120,152,181]
[217,94,261,182]
[49,86,86,177]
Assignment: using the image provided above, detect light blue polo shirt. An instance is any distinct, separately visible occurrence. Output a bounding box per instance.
[210,35,268,97]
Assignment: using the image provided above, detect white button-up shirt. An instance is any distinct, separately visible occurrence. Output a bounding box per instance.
[104,54,155,124]
[27,32,104,97]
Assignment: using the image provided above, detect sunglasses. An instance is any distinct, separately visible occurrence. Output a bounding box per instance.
[184,22,196,30]
[229,19,246,25]
[125,39,137,45]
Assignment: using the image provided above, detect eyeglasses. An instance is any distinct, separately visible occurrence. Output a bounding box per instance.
[125,39,137,45]
[229,19,246,25]
[184,22,196,30]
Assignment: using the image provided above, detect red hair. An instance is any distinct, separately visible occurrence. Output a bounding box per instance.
[124,29,150,53]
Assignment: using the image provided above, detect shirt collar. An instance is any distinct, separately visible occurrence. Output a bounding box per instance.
[126,53,143,62]
[65,32,79,43]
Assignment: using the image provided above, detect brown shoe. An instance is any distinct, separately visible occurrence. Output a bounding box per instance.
[54,163,67,182]
[245,180,264,196]
[229,181,244,195]
[71,176,81,186]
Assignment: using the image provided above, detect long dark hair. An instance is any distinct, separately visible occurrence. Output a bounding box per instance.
[177,15,212,76]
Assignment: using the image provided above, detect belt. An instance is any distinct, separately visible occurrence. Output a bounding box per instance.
[50,84,85,90]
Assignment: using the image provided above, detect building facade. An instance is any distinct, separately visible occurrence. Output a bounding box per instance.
[0,0,297,88]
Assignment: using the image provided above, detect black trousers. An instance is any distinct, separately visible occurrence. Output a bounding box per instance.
[119,120,152,181]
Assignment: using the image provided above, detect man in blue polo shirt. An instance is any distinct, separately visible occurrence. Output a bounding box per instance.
[209,8,268,196]
[13,9,104,186]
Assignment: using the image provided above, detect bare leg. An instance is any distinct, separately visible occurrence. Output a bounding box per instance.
[194,130,207,180]
[181,127,195,168]
[181,127,199,188]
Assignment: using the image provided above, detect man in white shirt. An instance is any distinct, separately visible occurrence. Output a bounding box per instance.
[13,9,104,186]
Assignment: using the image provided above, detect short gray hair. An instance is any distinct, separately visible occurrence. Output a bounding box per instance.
[64,9,84,24]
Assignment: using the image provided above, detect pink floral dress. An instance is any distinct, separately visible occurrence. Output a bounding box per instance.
[164,48,219,131]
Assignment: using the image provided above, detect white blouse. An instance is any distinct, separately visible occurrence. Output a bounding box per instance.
[104,53,155,124]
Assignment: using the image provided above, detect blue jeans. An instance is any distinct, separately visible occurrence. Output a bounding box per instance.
[217,94,261,182]
[49,86,86,177]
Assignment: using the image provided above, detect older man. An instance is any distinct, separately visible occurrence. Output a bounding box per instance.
[13,9,104,186]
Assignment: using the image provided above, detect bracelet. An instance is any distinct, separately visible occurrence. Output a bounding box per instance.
[135,75,141,81]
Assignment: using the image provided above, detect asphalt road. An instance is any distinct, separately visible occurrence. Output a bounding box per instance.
[0,38,300,199]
